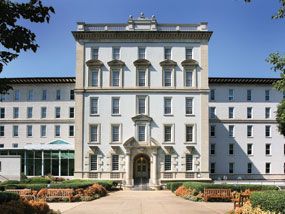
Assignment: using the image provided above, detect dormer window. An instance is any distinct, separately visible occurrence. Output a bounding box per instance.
[138,47,145,59]
[91,48,98,60]
[112,47,120,60]
[186,48,192,59]
[164,47,171,60]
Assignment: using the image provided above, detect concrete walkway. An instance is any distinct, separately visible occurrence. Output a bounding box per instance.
[48,190,233,214]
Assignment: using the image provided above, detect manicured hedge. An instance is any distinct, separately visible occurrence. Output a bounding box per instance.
[0,192,19,202]
[22,177,51,184]
[166,182,183,192]
[250,190,285,213]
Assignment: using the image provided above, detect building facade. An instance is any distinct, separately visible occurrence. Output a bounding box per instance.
[0,16,284,186]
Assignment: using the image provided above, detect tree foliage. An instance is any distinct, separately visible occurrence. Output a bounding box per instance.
[0,0,54,94]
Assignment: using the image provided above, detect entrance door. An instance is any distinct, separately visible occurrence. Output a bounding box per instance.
[133,154,150,186]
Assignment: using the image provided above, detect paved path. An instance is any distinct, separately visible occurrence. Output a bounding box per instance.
[49,190,232,214]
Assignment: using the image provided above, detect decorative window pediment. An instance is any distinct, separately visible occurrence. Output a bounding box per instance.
[181,59,198,68]
[86,59,104,68]
[133,59,151,68]
[107,59,125,67]
[132,114,153,122]
[123,137,160,148]
[160,59,177,67]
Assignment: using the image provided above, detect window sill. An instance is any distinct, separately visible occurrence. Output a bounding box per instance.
[265,154,272,157]
[265,136,272,138]
[90,114,99,117]
[185,114,195,117]
[247,154,254,157]
[184,141,196,144]
[111,114,121,117]
[110,142,121,144]
[164,114,173,117]
[162,142,175,145]
[210,136,216,138]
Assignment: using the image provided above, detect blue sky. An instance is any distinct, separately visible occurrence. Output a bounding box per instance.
[2,0,285,78]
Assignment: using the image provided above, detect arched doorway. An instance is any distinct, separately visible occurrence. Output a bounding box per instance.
[133,154,150,185]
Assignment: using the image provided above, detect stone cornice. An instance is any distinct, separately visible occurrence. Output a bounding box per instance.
[76,88,210,93]
[0,119,75,124]
[72,31,213,41]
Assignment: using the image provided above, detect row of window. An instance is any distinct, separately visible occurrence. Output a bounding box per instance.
[0,89,74,102]
[89,124,195,143]
[210,89,283,102]
[210,162,277,174]
[210,143,279,156]
[91,47,193,61]
[209,106,272,119]
[210,125,272,138]
[0,125,74,140]
[0,107,74,119]
[90,96,194,116]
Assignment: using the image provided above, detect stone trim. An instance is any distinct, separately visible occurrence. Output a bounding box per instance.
[159,59,177,67]
[0,119,74,124]
[86,59,104,68]
[181,59,199,68]
[79,88,210,93]
[107,59,125,67]
[133,59,151,67]
[210,119,277,124]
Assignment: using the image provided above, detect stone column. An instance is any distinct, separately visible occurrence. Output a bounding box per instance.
[125,149,132,188]
[152,150,158,187]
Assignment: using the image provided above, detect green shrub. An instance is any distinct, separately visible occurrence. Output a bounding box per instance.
[250,190,285,213]
[23,177,51,184]
[0,192,19,202]
[166,182,183,192]
[1,184,47,191]
[0,180,21,185]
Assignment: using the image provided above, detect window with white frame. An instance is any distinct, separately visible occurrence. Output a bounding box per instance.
[228,107,234,119]
[27,125,33,137]
[13,125,18,137]
[265,162,270,174]
[247,144,253,155]
[164,125,172,142]
[69,125,74,137]
[90,125,98,142]
[210,125,216,137]
[27,107,33,118]
[112,47,120,60]
[0,108,5,118]
[185,48,192,59]
[138,125,146,142]
[111,69,120,87]
[228,89,234,101]
[56,89,61,100]
[0,126,4,137]
[164,47,171,60]
[13,107,19,119]
[229,125,234,137]
[229,143,234,155]
[112,97,120,115]
[90,97,98,115]
[90,155,97,170]
[111,125,120,142]
[42,90,47,101]
[90,69,99,87]
[137,96,146,114]
[27,89,33,101]
[164,97,172,115]
[138,47,145,59]
[69,107,74,118]
[247,89,252,101]
[164,155,171,171]
[265,90,270,101]
[247,125,253,137]
[41,125,46,137]
[185,70,193,87]
[186,154,193,171]
[91,48,99,60]
[265,107,271,119]
[210,89,215,101]
[55,125,60,137]
[185,97,193,115]
[247,107,252,119]
[70,90,75,100]
[210,144,215,155]
[248,162,252,174]
[137,69,146,87]
[163,69,172,87]
[210,162,215,173]
[265,144,271,155]
[14,90,20,101]
[265,125,271,137]
[186,125,193,142]
[209,107,216,119]
[112,154,119,171]
[41,107,47,118]
[55,107,61,118]
[229,162,234,174]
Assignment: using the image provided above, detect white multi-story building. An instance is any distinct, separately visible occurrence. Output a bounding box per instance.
[0,15,284,186]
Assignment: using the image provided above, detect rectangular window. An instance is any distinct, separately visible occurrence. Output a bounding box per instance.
[164,69,172,87]
[185,48,192,59]
[247,107,252,119]
[112,125,120,142]
[164,155,171,171]
[0,108,5,118]
[229,144,234,155]
[41,125,46,137]
[185,98,193,115]
[14,90,20,101]
[228,107,234,119]
[111,69,120,87]
[265,90,270,101]
[247,144,253,155]
[210,89,215,101]
[265,144,271,155]
[12,143,18,148]
[69,125,74,137]
[92,48,98,60]
[90,155,97,170]
[229,162,234,174]
[265,125,271,137]
[90,97,98,115]
[138,97,146,114]
[164,47,171,60]
[0,126,4,137]
[138,125,146,142]
[185,70,193,87]
[186,154,193,171]
[91,69,99,87]
[0,94,5,102]
[112,47,120,60]
[56,89,61,100]
[265,107,271,119]
[164,125,172,142]
[248,163,252,174]
[42,90,47,101]
[13,125,18,137]
[138,47,145,59]
[229,89,234,101]
[27,107,33,118]
[70,90,75,100]
[55,125,60,137]
[247,125,253,137]
[90,125,98,142]
[210,144,215,155]
[41,107,47,118]
[27,89,33,101]
[210,125,216,137]
[69,107,74,118]
[112,97,120,115]
[55,107,61,118]
[265,162,271,174]
[186,125,193,142]
[210,163,215,173]
[164,97,172,115]
[138,69,146,86]
[209,107,216,119]
[112,155,119,171]
[247,89,252,101]
[13,107,19,119]
[27,125,33,137]
[229,125,234,137]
